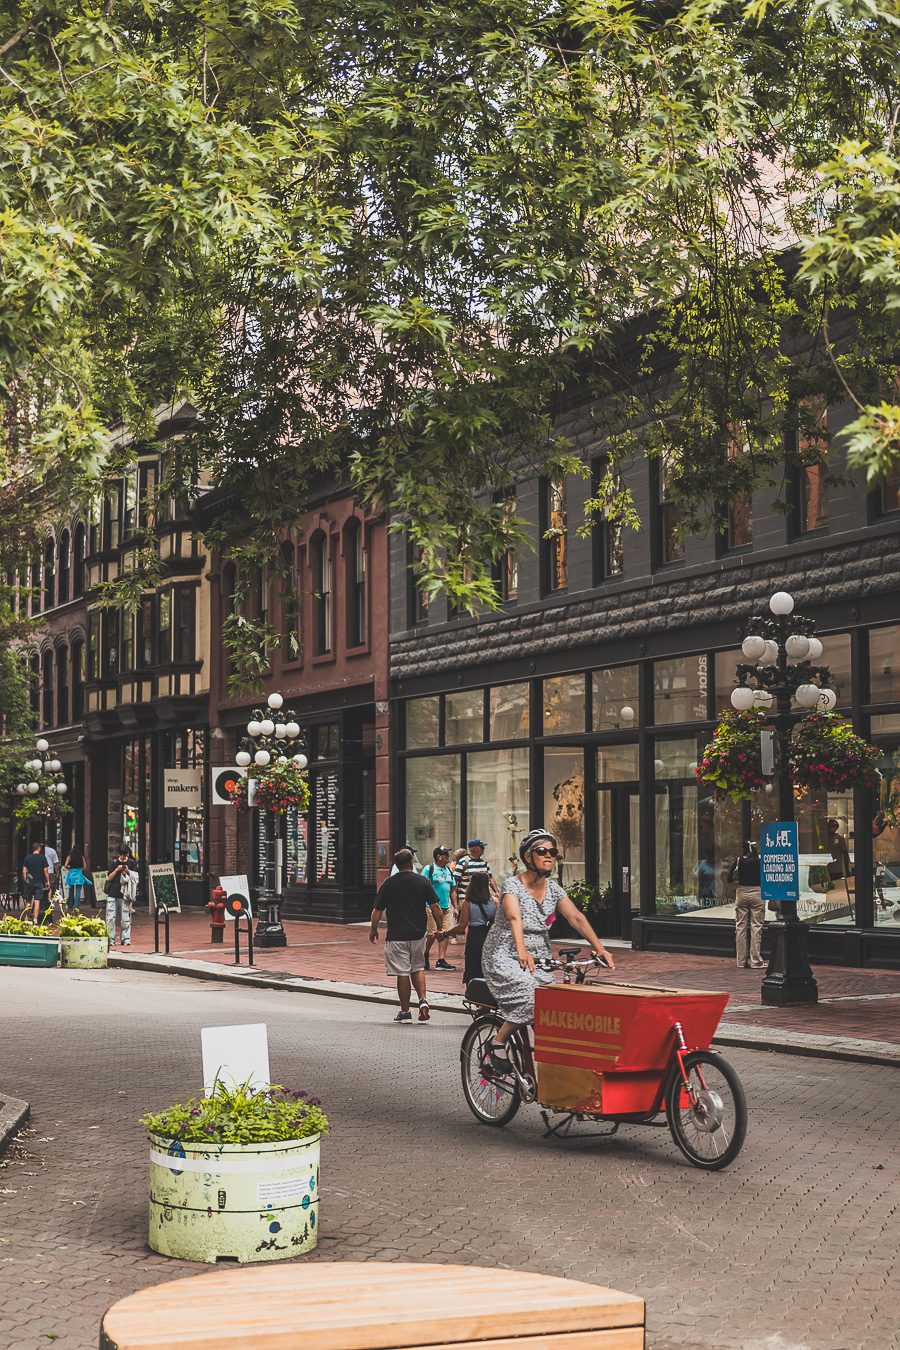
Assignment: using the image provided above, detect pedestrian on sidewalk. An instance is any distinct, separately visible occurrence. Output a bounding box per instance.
[422,846,457,971]
[452,839,500,909]
[42,839,61,915]
[369,848,445,1023]
[105,848,139,947]
[728,841,765,969]
[21,842,50,923]
[63,845,89,912]
[390,843,420,875]
[442,871,497,984]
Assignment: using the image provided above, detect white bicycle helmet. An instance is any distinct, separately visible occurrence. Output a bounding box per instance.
[518,828,558,864]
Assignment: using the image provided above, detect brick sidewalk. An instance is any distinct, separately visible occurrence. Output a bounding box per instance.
[120,908,900,1046]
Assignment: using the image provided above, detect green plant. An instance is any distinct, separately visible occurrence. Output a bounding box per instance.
[58,914,109,939]
[230,761,310,816]
[14,791,74,823]
[565,879,612,915]
[790,713,882,793]
[142,1079,328,1146]
[696,710,768,802]
[0,916,55,938]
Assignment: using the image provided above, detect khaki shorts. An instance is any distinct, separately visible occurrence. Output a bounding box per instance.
[384,938,426,977]
[427,906,452,937]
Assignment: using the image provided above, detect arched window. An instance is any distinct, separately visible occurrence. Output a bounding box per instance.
[71,640,84,721]
[31,554,42,615]
[280,541,301,661]
[73,523,86,597]
[29,654,40,719]
[57,531,71,605]
[310,531,332,655]
[345,518,366,648]
[43,538,55,610]
[41,649,54,727]
[56,646,69,725]
[222,562,237,676]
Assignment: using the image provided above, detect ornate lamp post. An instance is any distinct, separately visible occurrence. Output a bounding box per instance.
[235,693,307,948]
[730,590,834,1005]
[15,737,68,810]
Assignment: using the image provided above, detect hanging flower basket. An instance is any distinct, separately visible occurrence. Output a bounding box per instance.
[790,712,882,793]
[696,710,767,802]
[230,761,310,816]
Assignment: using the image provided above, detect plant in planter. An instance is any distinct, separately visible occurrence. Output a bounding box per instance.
[58,912,110,969]
[696,710,767,802]
[790,712,882,793]
[142,1078,328,1264]
[229,759,310,815]
[0,915,59,966]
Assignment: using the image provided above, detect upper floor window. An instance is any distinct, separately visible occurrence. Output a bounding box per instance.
[311,531,332,655]
[86,612,100,680]
[656,452,684,564]
[123,472,137,539]
[138,462,158,529]
[137,594,154,668]
[541,477,568,593]
[881,460,900,515]
[103,610,120,677]
[724,428,752,549]
[71,640,84,721]
[345,518,367,648]
[492,491,519,603]
[30,555,41,615]
[56,646,69,725]
[174,585,196,663]
[794,400,829,533]
[42,649,54,726]
[157,591,171,664]
[57,531,71,605]
[591,461,624,582]
[281,542,302,661]
[42,538,55,610]
[103,485,123,551]
[29,654,40,718]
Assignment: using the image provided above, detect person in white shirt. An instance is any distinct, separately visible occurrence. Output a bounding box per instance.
[390,843,420,876]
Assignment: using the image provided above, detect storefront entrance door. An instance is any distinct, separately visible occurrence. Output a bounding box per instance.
[597,784,641,939]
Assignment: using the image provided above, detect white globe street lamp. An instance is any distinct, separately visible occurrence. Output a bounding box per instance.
[293,754,308,770]
[247,720,262,738]
[794,683,820,708]
[769,591,794,616]
[274,724,287,739]
[754,689,774,709]
[785,634,810,660]
[807,637,823,661]
[35,738,49,754]
[254,749,271,767]
[55,782,67,795]
[235,750,252,768]
[259,718,275,737]
[267,692,284,710]
[27,782,39,794]
[619,705,635,723]
[741,635,767,661]
[48,758,62,773]
[818,688,837,711]
[285,721,300,739]
[730,686,756,711]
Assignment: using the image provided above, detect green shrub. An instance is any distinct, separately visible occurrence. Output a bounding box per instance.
[0,916,55,938]
[58,914,109,938]
[142,1078,328,1146]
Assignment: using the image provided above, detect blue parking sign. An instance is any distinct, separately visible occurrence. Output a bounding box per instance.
[760,821,799,903]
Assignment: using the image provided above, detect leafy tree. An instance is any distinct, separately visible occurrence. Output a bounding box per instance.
[0,0,897,637]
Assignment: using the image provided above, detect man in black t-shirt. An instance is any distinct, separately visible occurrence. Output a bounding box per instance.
[369,849,445,1023]
[21,843,50,922]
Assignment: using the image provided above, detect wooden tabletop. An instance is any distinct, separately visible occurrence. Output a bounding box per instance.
[100,1261,645,1349]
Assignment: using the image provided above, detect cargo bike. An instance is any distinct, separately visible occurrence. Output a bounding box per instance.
[460,949,747,1170]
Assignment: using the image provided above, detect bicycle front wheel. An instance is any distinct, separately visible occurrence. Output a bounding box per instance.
[460,1017,521,1127]
[665,1050,747,1170]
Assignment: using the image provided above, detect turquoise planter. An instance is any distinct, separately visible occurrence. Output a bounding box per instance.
[0,936,59,967]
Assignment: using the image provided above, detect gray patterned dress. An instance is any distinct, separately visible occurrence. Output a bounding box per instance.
[482,875,564,1023]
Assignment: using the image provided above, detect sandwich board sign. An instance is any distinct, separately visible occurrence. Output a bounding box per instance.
[148,862,181,914]
[219,874,253,921]
[760,821,799,904]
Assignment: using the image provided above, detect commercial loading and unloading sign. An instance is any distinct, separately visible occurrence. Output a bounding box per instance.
[760,821,799,903]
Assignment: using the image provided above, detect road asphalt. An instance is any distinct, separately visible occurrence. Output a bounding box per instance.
[0,965,897,1350]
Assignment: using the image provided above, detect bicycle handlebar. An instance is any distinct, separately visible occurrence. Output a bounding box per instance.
[537,953,611,973]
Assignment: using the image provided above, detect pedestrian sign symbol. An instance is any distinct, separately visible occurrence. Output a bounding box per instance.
[760,821,799,903]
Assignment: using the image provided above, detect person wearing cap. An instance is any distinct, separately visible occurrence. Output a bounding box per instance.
[421,846,457,971]
[452,838,499,910]
[481,828,615,1071]
[390,843,420,876]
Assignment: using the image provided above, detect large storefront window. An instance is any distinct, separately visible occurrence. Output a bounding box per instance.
[654,656,709,724]
[468,748,530,879]
[823,632,852,706]
[870,625,900,703]
[445,689,484,745]
[714,650,744,711]
[168,729,206,879]
[544,749,585,882]
[591,665,640,730]
[407,696,440,749]
[874,742,900,927]
[543,675,585,735]
[405,755,462,863]
[490,683,529,740]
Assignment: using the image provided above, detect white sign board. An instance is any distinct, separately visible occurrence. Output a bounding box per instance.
[219,873,253,921]
[201,1023,270,1097]
[211,766,242,806]
[163,767,202,808]
[147,861,181,913]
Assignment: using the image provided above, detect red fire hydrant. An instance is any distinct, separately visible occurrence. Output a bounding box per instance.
[207,884,226,944]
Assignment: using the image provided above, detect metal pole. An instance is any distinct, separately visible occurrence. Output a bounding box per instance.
[256,804,287,947]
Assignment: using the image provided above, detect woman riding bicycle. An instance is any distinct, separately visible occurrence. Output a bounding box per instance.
[481,828,615,1071]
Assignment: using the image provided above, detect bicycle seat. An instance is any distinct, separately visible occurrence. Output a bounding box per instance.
[557,946,583,962]
[465,978,497,1009]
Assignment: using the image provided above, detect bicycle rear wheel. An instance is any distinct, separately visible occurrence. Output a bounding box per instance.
[460,1016,521,1127]
[665,1050,747,1170]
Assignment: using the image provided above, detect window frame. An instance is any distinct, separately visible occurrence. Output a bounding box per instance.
[540,475,568,595]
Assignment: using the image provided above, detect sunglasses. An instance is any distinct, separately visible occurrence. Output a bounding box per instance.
[533,846,559,858]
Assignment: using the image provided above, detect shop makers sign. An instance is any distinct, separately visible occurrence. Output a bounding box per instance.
[761,821,800,903]
[163,768,203,808]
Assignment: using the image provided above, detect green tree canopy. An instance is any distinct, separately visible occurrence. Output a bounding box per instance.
[1,0,897,620]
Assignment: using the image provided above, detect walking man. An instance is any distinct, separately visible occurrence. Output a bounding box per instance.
[369,848,445,1023]
[728,841,765,969]
[22,842,50,923]
[452,839,500,907]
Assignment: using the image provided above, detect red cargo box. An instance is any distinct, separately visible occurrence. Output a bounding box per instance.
[534,983,729,1116]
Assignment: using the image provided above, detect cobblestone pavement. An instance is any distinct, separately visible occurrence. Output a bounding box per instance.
[122,908,900,1045]
[1,966,897,1350]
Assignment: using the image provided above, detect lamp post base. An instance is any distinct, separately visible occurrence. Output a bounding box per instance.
[761,917,818,1005]
[255,922,287,948]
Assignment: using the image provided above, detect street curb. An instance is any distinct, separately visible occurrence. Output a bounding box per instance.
[0,1090,29,1157]
[108,953,900,1068]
